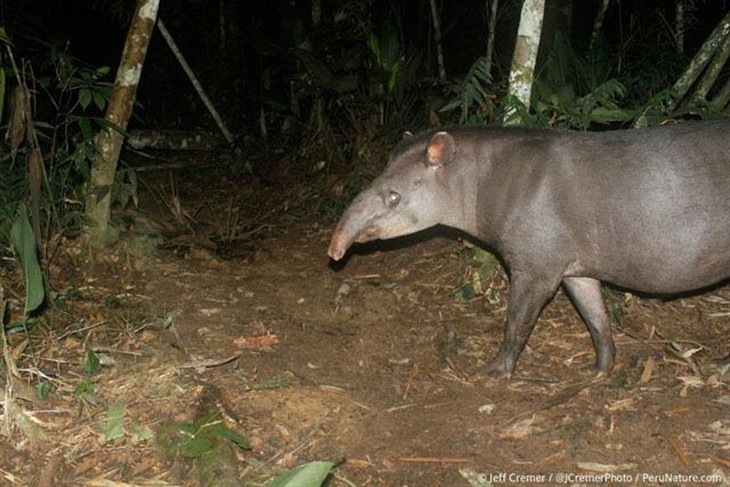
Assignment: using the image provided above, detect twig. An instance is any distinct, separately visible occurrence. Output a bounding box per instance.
[177,354,240,369]
[399,456,470,463]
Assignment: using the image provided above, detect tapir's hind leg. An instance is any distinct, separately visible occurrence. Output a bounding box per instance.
[562,277,616,373]
[486,271,562,378]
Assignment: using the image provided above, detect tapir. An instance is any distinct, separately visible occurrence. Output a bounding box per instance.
[328,120,730,378]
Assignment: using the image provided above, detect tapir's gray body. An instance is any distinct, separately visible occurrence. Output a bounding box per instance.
[328,121,730,377]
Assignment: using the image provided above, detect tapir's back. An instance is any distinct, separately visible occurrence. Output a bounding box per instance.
[548,121,730,293]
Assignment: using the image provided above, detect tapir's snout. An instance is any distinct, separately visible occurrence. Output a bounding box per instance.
[327,229,351,261]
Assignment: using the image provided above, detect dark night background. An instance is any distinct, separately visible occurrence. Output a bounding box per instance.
[2,0,728,144]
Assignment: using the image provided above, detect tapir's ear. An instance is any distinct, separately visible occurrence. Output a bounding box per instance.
[403,131,414,140]
[427,131,456,166]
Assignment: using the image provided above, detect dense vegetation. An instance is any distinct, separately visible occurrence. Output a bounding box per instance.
[0,0,728,269]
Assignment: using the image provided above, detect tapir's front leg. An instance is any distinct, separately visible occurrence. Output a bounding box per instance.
[486,271,562,378]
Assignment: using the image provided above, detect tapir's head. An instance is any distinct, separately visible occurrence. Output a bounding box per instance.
[328,130,458,261]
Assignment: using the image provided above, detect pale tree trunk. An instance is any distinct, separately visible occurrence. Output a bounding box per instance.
[691,29,730,105]
[429,0,447,81]
[85,0,160,248]
[710,78,730,110]
[590,0,610,49]
[504,0,546,125]
[670,11,730,109]
[485,0,499,80]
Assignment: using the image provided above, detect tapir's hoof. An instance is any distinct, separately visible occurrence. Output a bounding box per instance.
[485,361,513,380]
[578,362,611,378]
[591,356,614,377]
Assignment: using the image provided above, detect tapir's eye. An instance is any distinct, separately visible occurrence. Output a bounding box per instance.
[386,191,401,207]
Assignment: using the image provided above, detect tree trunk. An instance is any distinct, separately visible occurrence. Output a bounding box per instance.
[428,0,447,81]
[691,30,730,105]
[670,11,730,109]
[85,0,160,249]
[505,0,546,125]
[590,0,610,49]
[709,77,730,110]
[485,0,499,80]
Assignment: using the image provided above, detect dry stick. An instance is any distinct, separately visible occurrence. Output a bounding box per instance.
[499,378,601,429]
[156,19,233,144]
[398,457,470,463]
[1,288,11,437]
[667,436,689,466]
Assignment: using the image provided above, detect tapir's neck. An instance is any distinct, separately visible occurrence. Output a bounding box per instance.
[440,155,480,236]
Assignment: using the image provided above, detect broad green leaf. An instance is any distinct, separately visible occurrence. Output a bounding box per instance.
[131,423,154,444]
[590,107,633,124]
[93,91,106,111]
[269,461,335,487]
[79,88,92,109]
[100,401,126,442]
[10,204,45,314]
[180,436,213,458]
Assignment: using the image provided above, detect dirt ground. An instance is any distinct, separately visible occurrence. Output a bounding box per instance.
[1,150,728,486]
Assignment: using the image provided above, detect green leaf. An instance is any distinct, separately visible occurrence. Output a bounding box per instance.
[131,423,154,444]
[84,347,101,376]
[454,283,476,302]
[99,400,126,443]
[180,436,214,458]
[589,107,633,124]
[10,204,45,314]
[74,379,97,404]
[78,117,93,141]
[93,91,107,111]
[37,382,51,400]
[79,88,92,109]
[204,422,251,450]
[269,461,335,487]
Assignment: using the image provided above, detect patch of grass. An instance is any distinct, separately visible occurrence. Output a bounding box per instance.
[611,304,626,324]
[609,355,643,389]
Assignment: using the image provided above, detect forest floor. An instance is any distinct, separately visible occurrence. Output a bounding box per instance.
[1,148,729,487]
